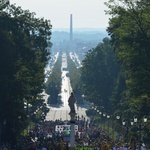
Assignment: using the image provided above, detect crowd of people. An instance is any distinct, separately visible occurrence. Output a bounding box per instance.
[0,117,149,150]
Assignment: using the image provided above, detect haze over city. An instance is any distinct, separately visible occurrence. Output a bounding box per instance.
[10,0,110,30]
[1,0,150,148]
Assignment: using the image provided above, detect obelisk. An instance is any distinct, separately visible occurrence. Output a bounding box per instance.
[70,14,73,42]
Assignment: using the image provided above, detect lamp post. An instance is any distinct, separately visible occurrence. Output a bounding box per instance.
[122,119,134,148]
[102,113,106,131]
[133,116,147,148]
[115,115,121,141]
[116,115,120,120]
[18,116,21,119]
[107,115,110,134]
[98,111,103,129]
[99,111,102,115]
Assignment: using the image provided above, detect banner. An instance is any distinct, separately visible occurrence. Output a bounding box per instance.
[55,125,78,132]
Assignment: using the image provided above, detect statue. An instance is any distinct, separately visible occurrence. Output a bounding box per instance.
[68,92,76,113]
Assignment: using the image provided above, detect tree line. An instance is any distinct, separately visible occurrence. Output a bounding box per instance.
[0,3,52,143]
[45,52,62,104]
[80,0,150,145]
[66,53,83,104]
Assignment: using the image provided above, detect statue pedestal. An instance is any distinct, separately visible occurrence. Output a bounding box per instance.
[69,112,76,150]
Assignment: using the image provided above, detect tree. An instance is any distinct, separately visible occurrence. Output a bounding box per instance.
[105,0,150,117]
[67,53,83,103]
[45,53,61,104]
[81,38,119,113]
[0,4,52,142]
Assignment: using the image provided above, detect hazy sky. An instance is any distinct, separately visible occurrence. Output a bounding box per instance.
[10,0,110,30]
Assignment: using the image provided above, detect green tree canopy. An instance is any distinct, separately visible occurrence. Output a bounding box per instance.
[0,4,52,141]
[105,0,150,117]
[81,38,119,113]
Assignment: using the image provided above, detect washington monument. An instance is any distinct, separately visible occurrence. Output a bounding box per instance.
[70,14,73,42]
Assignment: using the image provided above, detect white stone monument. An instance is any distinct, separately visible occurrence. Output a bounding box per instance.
[68,92,76,150]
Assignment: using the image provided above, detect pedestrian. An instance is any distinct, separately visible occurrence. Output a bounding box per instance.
[41,146,47,150]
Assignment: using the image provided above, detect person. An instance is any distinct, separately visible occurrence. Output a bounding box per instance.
[68,92,76,113]
[41,146,47,150]
[2,145,8,150]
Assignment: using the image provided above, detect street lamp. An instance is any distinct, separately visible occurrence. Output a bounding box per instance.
[133,116,147,123]
[122,119,133,148]
[107,115,110,119]
[116,115,120,120]
[143,116,147,123]
[99,111,102,115]
[103,113,106,117]
[133,116,147,147]
[107,115,110,134]
[18,116,21,119]
[101,113,106,130]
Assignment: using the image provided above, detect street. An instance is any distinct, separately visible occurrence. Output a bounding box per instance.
[43,52,89,121]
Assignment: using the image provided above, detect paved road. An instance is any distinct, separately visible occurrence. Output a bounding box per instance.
[43,52,89,121]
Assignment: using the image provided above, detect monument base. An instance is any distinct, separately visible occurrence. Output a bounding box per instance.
[69,112,76,122]
[70,120,75,123]
[69,112,76,150]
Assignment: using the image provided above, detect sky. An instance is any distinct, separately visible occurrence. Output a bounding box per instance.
[10,0,110,30]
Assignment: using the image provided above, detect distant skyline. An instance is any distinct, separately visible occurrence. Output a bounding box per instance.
[10,0,110,31]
